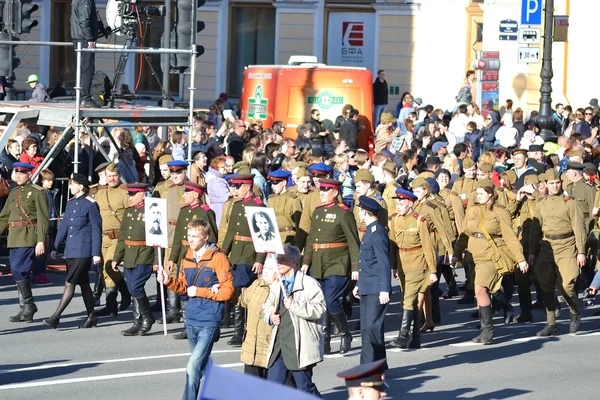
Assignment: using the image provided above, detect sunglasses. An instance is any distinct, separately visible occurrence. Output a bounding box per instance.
[320,186,333,192]
[585,112,593,116]
[229,183,243,189]
[171,170,185,175]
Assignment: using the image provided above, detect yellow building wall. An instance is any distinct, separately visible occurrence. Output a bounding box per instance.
[277,13,315,64]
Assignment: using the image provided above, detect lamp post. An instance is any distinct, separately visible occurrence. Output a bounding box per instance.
[536,0,557,142]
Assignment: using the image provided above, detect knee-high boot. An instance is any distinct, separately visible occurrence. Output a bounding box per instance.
[92,271,104,306]
[323,312,332,355]
[121,297,142,336]
[227,305,245,346]
[391,309,412,349]
[516,290,533,323]
[409,309,421,349]
[9,280,37,323]
[472,305,493,344]
[441,265,459,298]
[96,286,118,317]
[492,289,514,325]
[331,311,352,354]
[137,295,156,336]
[158,290,181,324]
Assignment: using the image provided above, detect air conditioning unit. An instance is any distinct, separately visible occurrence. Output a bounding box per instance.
[288,55,318,65]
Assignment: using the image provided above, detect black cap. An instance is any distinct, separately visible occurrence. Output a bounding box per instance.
[337,359,388,391]
[358,195,383,214]
[528,144,544,152]
[566,161,585,171]
[95,162,111,173]
[71,173,90,187]
[583,162,597,171]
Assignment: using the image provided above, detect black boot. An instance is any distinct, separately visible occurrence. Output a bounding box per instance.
[121,297,142,336]
[409,309,421,349]
[137,295,156,336]
[472,305,494,344]
[158,290,181,324]
[96,287,118,317]
[80,283,98,329]
[569,312,581,334]
[492,289,513,325]
[441,265,459,298]
[431,287,441,324]
[457,289,475,304]
[115,279,132,311]
[9,280,37,322]
[323,312,332,355]
[43,315,60,329]
[227,305,245,346]
[391,310,413,349]
[92,272,104,307]
[516,290,533,323]
[331,311,352,354]
[221,301,232,328]
[173,300,188,340]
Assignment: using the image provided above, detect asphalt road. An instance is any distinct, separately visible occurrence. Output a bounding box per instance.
[1,269,600,400]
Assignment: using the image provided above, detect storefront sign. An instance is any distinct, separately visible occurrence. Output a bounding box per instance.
[327,12,375,72]
[248,85,268,120]
[307,92,344,110]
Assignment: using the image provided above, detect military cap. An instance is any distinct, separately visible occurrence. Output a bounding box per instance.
[71,173,90,187]
[126,183,149,193]
[106,162,119,173]
[545,168,561,181]
[537,171,548,181]
[570,149,584,158]
[167,160,189,171]
[184,181,205,194]
[478,162,494,173]
[395,187,417,201]
[290,161,308,170]
[95,161,111,173]
[411,176,430,190]
[512,148,528,157]
[528,144,544,152]
[267,170,291,181]
[13,162,35,173]
[308,163,332,176]
[224,173,236,181]
[523,174,539,186]
[233,161,250,170]
[566,161,585,171]
[312,147,326,157]
[475,178,495,190]
[319,178,342,189]
[296,167,310,178]
[425,177,440,195]
[503,170,518,185]
[583,162,597,171]
[159,154,174,165]
[227,174,254,184]
[382,149,395,161]
[382,162,396,174]
[337,359,388,391]
[355,169,375,183]
[462,157,475,169]
[358,195,383,214]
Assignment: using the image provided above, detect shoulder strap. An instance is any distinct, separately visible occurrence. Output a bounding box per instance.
[479,206,497,249]
[104,189,121,224]
[190,260,211,286]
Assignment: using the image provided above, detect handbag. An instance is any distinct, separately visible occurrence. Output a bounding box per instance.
[479,207,516,275]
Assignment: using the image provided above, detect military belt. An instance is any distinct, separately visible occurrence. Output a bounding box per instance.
[124,240,146,246]
[103,229,120,240]
[8,220,37,228]
[168,221,177,226]
[472,232,500,239]
[400,246,422,252]
[544,232,574,240]
[312,242,347,250]
[234,234,253,242]
[279,226,295,232]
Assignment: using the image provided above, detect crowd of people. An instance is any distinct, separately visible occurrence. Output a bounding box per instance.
[4,78,600,399]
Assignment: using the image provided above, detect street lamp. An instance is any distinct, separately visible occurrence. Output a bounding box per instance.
[536,0,557,142]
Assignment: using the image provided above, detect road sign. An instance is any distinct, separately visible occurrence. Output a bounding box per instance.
[518,47,541,64]
[500,35,517,41]
[521,0,542,25]
[518,28,541,44]
[499,19,519,33]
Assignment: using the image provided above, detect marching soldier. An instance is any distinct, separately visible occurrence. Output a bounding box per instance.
[89,161,110,306]
[290,167,312,206]
[94,162,132,317]
[337,359,388,400]
[352,196,391,365]
[152,154,174,199]
[353,169,387,240]
[302,178,360,355]
[221,174,267,346]
[381,162,399,213]
[267,170,302,245]
[529,169,587,336]
[388,188,437,349]
[0,162,49,322]
[297,163,333,251]
[112,183,157,336]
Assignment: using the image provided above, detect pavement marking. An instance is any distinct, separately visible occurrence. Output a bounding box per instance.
[448,342,481,347]
[0,363,244,390]
[0,350,241,375]
[511,336,547,342]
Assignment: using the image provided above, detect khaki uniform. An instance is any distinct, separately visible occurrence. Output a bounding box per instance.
[382,181,400,213]
[95,184,129,287]
[353,192,387,241]
[566,178,596,232]
[455,204,524,293]
[413,200,453,256]
[298,189,322,251]
[451,176,476,209]
[268,190,302,245]
[440,187,465,235]
[529,194,586,316]
[152,180,171,199]
[388,211,437,310]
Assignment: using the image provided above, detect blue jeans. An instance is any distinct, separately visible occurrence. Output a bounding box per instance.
[317,275,349,314]
[183,325,219,400]
[373,104,387,126]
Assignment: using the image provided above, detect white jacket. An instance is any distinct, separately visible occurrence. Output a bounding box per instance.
[264,271,326,369]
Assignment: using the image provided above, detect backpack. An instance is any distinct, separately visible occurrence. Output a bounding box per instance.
[456,84,472,104]
[90,72,112,105]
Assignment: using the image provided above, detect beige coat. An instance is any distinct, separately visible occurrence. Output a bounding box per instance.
[239,279,273,368]
[264,271,326,369]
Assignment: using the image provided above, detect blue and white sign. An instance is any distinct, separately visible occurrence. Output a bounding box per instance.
[499,19,519,34]
[521,0,542,25]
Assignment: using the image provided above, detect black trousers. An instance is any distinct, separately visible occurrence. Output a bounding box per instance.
[360,294,388,365]
[73,39,95,99]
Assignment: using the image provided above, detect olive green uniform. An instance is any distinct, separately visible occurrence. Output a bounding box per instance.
[113,203,156,267]
[413,200,453,256]
[152,180,171,200]
[565,178,596,232]
[268,190,302,245]
[169,203,218,266]
[440,187,465,235]
[218,197,235,249]
[165,182,185,276]
[0,182,49,249]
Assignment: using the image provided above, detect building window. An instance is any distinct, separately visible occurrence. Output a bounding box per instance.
[227,5,275,97]
[50,1,73,89]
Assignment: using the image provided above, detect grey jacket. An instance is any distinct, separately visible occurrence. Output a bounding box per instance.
[31,83,50,102]
[264,271,326,369]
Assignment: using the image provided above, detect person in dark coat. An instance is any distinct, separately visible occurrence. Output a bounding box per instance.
[44,173,102,329]
[340,109,360,150]
[481,111,501,151]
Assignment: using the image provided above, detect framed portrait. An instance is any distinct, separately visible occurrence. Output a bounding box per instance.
[145,198,168,248]
[244,206,285,255]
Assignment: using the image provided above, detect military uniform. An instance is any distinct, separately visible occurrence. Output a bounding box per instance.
[439,187,465,236]
[303,179,360,355]
[166,181,186,275]
[267,171,303,245]
[565,170,595,232]
[356,196,391,365]
[113,184,157,336]
[297,163,333,251]
[170,204,218,265]
[354,192,387,240]
[0,163,49,322]
[529,172,586,336]
[217,196,235,249]
[337,359,388,399]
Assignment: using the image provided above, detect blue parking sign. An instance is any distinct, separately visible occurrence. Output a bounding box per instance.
[521,0,542,25]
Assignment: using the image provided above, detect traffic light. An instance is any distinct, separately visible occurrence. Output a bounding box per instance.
[0,32,20,77]
[13,0,38,35]
[174,0,205,71]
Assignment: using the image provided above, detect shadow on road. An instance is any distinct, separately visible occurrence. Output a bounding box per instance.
[0,359,100,386]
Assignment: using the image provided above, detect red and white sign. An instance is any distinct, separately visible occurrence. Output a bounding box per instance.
[327,13,375,72]
[342,22,364,47]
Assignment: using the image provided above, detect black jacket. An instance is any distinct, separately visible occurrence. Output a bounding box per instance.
[71,0,98,41]
[226,132,244,162]
[339,119,359,150]
[373,79,388,106]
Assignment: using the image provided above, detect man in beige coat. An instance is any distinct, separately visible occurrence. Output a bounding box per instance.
[264,244,326,396]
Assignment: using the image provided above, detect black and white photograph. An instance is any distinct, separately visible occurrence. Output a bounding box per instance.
[145,198,168,248]
[244,206,285,254]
